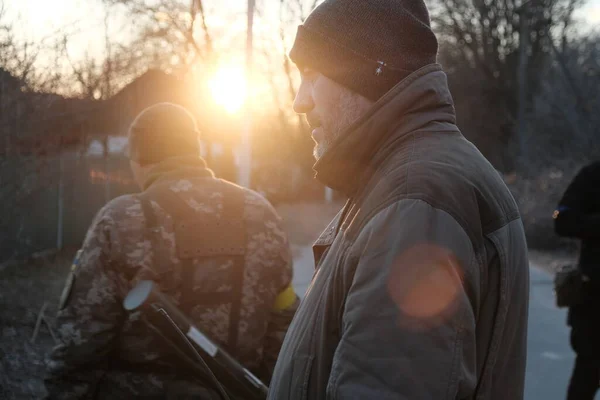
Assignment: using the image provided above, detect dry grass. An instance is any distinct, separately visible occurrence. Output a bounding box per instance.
[528,249,578,275]
[0,248,76,399]
[504,164,588,252]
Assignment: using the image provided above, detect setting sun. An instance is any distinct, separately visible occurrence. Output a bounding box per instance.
[208,64,248,114]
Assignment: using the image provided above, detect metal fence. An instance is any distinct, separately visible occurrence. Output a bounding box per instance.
[0,142,334,263]
[0,150,138,263]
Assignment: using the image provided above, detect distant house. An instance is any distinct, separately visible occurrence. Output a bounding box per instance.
[16,69,237,183]
[94,70,197,135]
[83,70,238,180]
[0,68,101,157]
[83,69,204,153]
[0,67,23,95]
[0,68,30,155]
[86,136,128,157]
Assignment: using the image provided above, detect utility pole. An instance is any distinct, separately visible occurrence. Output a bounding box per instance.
[57,154,64,250]
[325,187,334,203]
[238,0,255,188]
[57,139,65,250]
[516,0,531,171]
[104,135,110,203]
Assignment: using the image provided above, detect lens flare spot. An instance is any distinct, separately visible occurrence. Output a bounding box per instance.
[387,244,464,329]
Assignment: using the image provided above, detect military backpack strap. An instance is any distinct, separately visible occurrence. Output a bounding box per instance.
[138,193,177,290]
[142,188,200,312]
[142,180,248,352]
[221,182,246,351]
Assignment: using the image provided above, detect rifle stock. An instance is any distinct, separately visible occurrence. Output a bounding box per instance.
[124,280,268,400]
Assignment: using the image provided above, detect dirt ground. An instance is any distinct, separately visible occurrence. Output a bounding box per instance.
[0,200,576,399]
[0,250,76,399]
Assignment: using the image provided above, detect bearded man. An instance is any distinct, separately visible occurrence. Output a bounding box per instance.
[267,1,530,399]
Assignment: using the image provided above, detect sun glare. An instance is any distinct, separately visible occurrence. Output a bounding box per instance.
[208,65,248,114]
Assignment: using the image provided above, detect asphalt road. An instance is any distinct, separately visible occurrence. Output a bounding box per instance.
[290,246,593,400]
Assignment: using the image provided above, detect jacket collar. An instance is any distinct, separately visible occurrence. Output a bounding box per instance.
[313,64,458,196]
[143,155,215,191]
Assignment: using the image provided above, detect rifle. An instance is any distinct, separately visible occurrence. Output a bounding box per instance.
[123,280,269,400]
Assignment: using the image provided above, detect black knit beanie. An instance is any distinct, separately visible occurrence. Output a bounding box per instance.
[289,0,439,102]
[128,103,201,165]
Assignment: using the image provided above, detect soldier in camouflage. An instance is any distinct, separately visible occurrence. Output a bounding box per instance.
[44,103,299,399]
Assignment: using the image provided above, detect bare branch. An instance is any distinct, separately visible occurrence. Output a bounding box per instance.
[196,0,213,55]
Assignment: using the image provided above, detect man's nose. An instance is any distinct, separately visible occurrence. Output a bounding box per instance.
[293,81,314,114]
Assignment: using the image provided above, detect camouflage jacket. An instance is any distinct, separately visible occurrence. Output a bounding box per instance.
[45,156,298,399]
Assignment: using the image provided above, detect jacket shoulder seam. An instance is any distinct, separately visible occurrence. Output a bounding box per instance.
[350,195,476,250]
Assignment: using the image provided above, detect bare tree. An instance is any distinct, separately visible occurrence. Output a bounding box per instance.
[0,2,87,259]
[530,32,600,161]
[103,0,215,76]
[265,0,322,172]
[276,0,321,102]
[431,0,583,171]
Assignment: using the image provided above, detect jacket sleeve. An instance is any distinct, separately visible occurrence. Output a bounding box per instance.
[327,199,477,400]
[554,165,600,239]
[260,221,299,382]
[261,292,299,382]
[44,207,126,399]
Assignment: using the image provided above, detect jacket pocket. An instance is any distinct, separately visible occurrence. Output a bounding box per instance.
[289,354,314,400]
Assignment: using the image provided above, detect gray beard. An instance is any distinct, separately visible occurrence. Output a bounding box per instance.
[313,103,362,161]
[313,140,330,161]
[312,92,367,161]
[313,126,344,161]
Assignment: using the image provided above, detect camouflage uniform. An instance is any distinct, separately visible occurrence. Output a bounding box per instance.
[44,156,298,399]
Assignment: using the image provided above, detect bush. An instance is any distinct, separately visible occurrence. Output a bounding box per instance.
[505,163,584,252]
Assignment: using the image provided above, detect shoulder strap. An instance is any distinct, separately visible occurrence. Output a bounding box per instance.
[221,182,246,351]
